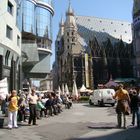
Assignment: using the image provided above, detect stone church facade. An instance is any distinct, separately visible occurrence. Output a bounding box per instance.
[54,4,134,90]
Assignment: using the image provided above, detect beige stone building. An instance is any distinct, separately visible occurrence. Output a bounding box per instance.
[54,3,133,91]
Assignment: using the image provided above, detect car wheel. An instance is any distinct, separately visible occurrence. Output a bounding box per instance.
[98,100,104,107]
[111,103,115,107]
[89,100,93,105]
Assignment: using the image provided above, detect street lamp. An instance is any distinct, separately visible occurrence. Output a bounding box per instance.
[80,49,85,85]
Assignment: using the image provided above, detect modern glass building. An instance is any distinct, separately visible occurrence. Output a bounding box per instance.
[21,0,54,84]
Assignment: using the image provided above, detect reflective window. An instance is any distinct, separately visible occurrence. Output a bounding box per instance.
[6,25,13,40]
[21,0,53,48]
[17,35,20,47]
[7,1,13,15]
[22,0,36,34]
[36,6,52,40]
[39,0,53,6]
[16,1,22,30]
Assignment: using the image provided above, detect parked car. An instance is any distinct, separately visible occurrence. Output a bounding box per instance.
[89,89,115,106]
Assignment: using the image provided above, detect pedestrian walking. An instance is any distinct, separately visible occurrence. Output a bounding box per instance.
[130,89,140,128]
[113,84,130,129]
[28,88,38,125]
[7,90,19,129]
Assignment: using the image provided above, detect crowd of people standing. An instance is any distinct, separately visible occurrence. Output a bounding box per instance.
[1,84,140,130]
[0,88,73,129]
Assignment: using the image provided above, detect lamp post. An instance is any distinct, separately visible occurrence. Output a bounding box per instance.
[81,50,85,86]
[89,54,94,89]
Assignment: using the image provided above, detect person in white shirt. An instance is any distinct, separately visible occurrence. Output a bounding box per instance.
[27,88,38,125]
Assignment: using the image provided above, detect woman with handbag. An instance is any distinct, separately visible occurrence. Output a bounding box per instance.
[113,84,130,129]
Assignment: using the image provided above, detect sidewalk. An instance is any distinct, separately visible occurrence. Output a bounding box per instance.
[0,104,140,140]
[76,115,140,140]
[0,111,8,128]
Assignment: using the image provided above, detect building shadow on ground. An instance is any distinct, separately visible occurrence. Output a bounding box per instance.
[83,104,109,108]
[70,122,140,140]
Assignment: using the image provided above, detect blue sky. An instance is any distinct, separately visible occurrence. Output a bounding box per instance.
[51,0,133,66]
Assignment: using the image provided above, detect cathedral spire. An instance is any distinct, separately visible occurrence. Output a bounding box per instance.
[65,0,77,30]
[66,0,74,16]
[69,0,71,6]
[57,16,64,37]
[60,15,64,27]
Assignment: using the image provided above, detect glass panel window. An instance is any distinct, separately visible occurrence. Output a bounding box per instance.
[7,1,13,15]
[22,1,36,34]
[36,6,52,40]
[6,25,13,40]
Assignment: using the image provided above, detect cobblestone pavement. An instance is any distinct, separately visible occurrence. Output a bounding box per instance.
[0,103,140,140]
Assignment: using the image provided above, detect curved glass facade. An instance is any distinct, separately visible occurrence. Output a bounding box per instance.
[39,0,53,6]
[22,0,36,35]
[16,1,22,31]
[36,7,52,39]
[22,0,53,41]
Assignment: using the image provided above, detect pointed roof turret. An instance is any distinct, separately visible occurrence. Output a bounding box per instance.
[65,0,77,29]
[57,17,64,40]
[66,0,74,16]
[59,16,64,27]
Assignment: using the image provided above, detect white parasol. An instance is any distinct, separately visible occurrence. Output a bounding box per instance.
[72,80,78,98]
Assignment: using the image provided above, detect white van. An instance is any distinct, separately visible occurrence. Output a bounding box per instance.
[89,89,115,106]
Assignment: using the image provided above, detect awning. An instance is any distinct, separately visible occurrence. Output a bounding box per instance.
[104,80,118,87]
[114,78,137,83]
[79,84,87,92]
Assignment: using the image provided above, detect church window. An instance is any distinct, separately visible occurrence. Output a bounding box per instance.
[67,32,69,36]
[67,39,69,42]
[72,38,75,42]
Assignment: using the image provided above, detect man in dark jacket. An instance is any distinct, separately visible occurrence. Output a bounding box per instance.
[45,94,53,116]
[130,89,140,128]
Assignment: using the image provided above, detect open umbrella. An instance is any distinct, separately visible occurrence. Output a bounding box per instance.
[104,80,118,87]
[79,84,87,92]
[57,86,62,102]
[72,80,78,98]
[58,86,61,96]
[62,84,65,95]
[65,83,70,95]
